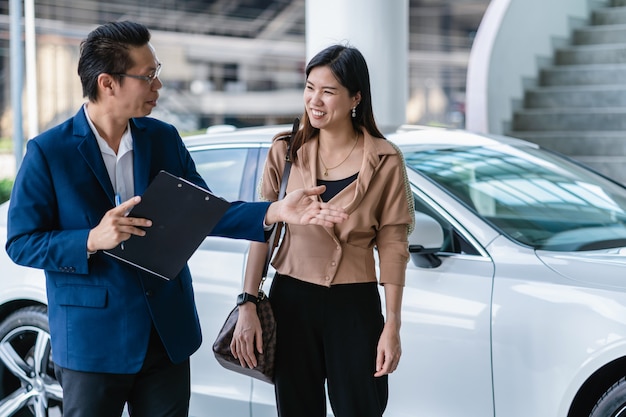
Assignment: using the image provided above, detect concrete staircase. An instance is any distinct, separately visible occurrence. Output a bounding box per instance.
[509,0,626,183]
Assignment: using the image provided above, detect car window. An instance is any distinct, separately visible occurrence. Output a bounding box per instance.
[191,148,249,202]
[404,145,626,251]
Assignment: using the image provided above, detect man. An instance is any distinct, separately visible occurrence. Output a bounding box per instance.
[5,21,346,417]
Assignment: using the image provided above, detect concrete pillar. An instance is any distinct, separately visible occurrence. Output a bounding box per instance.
[10,0,25,170]
[306,0,408,132]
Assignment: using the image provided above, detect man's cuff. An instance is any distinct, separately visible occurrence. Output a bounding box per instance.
[263,223,276,241]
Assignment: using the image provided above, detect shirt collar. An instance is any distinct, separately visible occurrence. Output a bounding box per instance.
[83,103,133,157]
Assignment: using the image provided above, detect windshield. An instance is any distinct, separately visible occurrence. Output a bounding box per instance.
[403,144,626,251]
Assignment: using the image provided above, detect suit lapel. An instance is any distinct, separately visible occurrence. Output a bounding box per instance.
[74,108,115,202]
[130,119,152,195]
[75,111,154,202]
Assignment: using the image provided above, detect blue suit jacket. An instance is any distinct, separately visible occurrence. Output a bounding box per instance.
[5,108,270,373]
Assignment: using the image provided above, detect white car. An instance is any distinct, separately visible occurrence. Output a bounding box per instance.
[3,125,626,417]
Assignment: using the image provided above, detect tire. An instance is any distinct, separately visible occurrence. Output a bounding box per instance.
[0,306,62,417]
[590,377,626,417]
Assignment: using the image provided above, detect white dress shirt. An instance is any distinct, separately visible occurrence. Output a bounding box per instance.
[84,104,135,202]
[83,104,135,256]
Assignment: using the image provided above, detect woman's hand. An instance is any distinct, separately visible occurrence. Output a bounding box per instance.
[230,303,263,369]
[374,321,402,377]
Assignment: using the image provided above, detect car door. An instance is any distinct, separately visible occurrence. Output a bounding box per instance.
[186,143,267,417]
[385,175,496,417]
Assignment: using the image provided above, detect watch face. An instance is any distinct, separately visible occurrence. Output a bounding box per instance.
[237,292,256,305]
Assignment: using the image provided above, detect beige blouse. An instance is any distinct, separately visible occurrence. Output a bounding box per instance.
[261,130,415,287]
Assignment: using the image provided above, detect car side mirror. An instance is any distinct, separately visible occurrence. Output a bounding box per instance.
[408,212,444,268]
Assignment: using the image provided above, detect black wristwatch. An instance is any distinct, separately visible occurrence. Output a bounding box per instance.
[236,292,259,306]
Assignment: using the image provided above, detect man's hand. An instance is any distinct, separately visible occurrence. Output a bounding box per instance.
[265,185,348,227]
[86,196,152,252]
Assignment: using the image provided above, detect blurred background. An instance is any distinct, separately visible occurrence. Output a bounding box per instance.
[0,0,489,136]
[5,0,625,191]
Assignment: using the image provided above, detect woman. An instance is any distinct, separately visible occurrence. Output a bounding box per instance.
[231,44,415,417]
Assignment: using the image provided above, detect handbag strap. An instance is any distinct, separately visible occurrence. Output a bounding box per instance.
[260,117,298,283]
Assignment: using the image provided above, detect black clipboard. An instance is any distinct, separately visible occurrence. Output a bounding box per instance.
[104,170,231,280]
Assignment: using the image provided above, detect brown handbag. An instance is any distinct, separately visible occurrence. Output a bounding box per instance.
[212,118,297,384]
[212,289,277,383]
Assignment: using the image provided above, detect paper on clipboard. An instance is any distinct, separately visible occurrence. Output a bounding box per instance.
[104,170,230,280]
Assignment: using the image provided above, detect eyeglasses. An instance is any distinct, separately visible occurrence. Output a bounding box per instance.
[113,63,162,85]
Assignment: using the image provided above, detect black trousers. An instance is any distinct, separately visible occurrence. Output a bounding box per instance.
[54,326,190,417]
[270,274,388,417]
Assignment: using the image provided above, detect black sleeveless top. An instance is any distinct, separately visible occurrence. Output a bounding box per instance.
[317,172,359,202]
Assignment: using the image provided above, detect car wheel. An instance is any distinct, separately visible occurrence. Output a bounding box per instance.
[0,306,62,417]
[589,377,626,417]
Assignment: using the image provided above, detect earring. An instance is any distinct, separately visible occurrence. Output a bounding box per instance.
[351,107,356,118]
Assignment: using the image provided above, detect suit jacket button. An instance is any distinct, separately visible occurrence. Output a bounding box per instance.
[145,290,154,297]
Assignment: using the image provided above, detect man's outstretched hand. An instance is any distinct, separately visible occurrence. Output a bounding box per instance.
[265,185,348,227]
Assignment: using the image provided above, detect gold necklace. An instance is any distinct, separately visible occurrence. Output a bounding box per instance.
[319,132,360,176]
